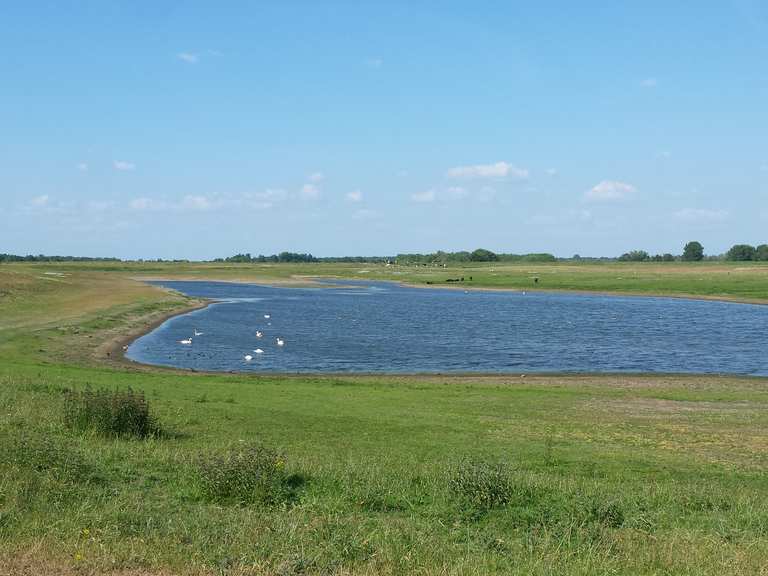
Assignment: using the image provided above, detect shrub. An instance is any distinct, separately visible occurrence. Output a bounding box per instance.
[449,459,517,510]
[64,387,159,438]
[197,443,296,506]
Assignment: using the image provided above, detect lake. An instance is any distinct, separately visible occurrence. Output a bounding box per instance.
[126,280,768,375]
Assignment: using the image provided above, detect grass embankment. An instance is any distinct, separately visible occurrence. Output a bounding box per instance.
[2,263,768,575]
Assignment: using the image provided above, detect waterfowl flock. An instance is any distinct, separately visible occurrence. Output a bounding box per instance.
[178,319,284,363]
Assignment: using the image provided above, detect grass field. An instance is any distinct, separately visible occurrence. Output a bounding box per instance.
[2,262,768,575]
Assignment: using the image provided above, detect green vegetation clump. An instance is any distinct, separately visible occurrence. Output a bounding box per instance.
[197,443,296,506]
[449,459,522,511]
[683,240,704,261]
[63,387,159,438]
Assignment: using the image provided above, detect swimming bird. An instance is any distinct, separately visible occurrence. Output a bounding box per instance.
[179,338,192,345]
[256,331,263,338]
[264,314,271,319]
[194,329,204,336]
[276,338,285,347]
[254,348,264,354]
[244,354,253,361]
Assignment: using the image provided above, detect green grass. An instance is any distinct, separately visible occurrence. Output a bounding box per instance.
[2,262,768,574]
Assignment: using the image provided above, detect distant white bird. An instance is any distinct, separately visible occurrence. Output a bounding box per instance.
[264,314,271,319]
[276,338,285,347]
[254,348,264,354]
[256,331,263,338]
[194,329,204,336]
[179,338,192,345]
[244,354,253,361]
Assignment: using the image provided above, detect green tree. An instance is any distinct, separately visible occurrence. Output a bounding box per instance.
[618,250,650,262]
[682,241,704,261]
[470,248,498,262]
[755,244,768,261]
[726,244,756,261]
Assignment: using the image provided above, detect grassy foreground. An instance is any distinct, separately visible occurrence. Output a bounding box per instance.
[2,262,768,575]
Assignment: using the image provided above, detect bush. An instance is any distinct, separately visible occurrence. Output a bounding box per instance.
[64,387,159,438]
[449,459,519,510]
[197,443,297,506]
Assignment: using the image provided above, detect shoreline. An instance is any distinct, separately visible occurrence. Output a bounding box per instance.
[137,273,768,307]
[104,277,768,380]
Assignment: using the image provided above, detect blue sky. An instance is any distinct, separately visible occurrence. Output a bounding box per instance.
[1,1,767,259]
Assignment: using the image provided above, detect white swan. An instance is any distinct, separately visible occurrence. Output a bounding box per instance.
[276,338,285,347]
[264,314,271,319]
[256,331,263,338]
[254,348,264,354]
[179,338,192,345]
[244,354,253,361]
[194,329,204,336]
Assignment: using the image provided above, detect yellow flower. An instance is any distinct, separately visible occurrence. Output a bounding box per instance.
[81,528,90,537]
[74,552,83,562]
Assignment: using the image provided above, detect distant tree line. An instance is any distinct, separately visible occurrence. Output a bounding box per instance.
[215,252,392,264]
[615,241,768,262]
[395,249,556,265]
[0,253,121,262]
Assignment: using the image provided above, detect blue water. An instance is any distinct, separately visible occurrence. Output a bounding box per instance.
[126,280,768,375]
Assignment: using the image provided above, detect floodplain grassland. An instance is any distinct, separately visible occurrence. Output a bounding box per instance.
[1,261,768,575]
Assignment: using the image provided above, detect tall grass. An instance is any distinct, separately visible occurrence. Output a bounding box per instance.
[63,387,159,438]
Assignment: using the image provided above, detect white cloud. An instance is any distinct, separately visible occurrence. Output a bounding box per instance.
[182,195,212,211]
[346,189,363,202]
[31,195,49,207]
[585,180,636,202]
[366,58,383,68]
[657,150,672,160]
[640,77,658,88]
[113,160,136,171]
[129,197,159,211]
[77,162,88,172]
[352,208,377,220]
[177,52,199,64]
[446,161,528,180]
[87,201,113,212]
[673,208,728,223]
[445,186,468,199]
[300,183,321,199]
[308,172,325,183]
[545,168,558,177]
[411,189,436,203]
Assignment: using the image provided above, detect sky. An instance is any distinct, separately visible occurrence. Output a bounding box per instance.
[1,1,767,259]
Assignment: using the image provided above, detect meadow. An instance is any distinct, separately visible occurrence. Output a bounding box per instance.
[2,261,768,575]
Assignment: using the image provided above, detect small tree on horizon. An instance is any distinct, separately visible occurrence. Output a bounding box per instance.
[682,241,704,261]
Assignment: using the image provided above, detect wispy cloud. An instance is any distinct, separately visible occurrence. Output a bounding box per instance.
[545,168,558,177]
[585,180,636,202]
[300,183,321,200]
[673,208,728,223]
[760,163,768,172]
[446,161,528,180]
[352,208,378,220]
[346,189,363,202]
[31,195,50,207]
[76,162,88,172]
[177,52,199,64]
[113,160,136,171]
[411,189,436,203]
[366,58,383,68]
[181,195,213,211]
[308,172,325,183]
[445,186,468,199]
[640,77,658,88]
